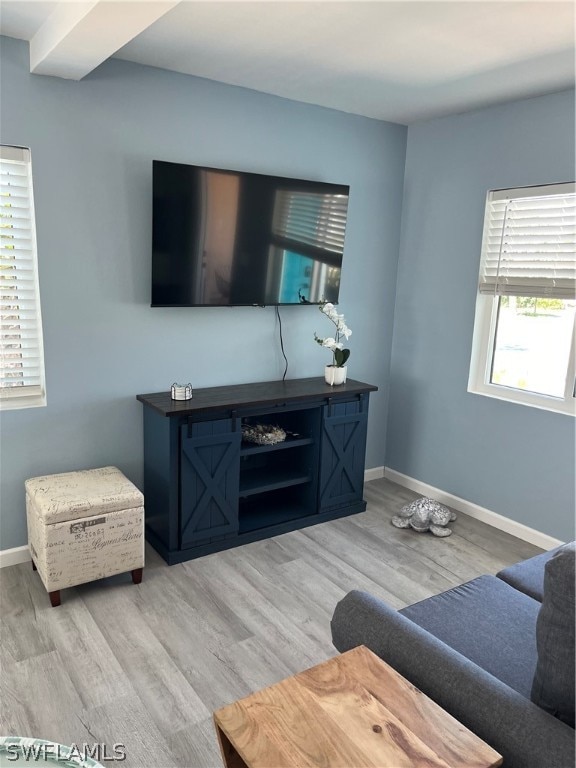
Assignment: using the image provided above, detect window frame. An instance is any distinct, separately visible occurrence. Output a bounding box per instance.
[468,182,576,417]
[468,292,576,416]
[0,145,46,411]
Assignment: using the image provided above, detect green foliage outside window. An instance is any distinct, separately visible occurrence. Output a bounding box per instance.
[500,296,565,315]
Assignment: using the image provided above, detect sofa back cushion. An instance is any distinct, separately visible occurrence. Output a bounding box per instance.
[496,545,563,602]
[531,542,575,727]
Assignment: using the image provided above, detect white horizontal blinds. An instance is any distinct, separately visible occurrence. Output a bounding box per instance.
[272,190,348,256]
[479,182,576,299]
[0,145,45,400]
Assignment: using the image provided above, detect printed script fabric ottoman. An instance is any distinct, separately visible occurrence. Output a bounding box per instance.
[26,466,144,601]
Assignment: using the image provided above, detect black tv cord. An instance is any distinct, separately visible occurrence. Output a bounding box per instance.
[275,305,289,381]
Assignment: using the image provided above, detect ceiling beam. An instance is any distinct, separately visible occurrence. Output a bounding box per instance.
[30,1,180,80]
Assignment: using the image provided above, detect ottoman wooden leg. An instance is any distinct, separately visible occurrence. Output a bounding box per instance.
[49,590,61,608]
[131,568,143,585]
[32,559,37,571]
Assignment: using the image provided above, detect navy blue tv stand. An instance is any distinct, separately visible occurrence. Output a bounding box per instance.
[137,377,377,564]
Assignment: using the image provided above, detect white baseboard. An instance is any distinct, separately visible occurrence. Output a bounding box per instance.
[364,466,385,482]
[0,544,31,569]
[383,467,563,551]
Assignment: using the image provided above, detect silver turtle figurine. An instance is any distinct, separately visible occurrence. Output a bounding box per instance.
[392,497,457,537]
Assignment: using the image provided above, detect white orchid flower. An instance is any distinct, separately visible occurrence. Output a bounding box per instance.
[322,337,337,350]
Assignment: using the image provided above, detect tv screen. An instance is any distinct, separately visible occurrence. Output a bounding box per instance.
[151,161,349,307]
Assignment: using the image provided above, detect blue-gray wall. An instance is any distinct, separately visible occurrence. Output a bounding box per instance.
[0,37,407,550]
[387,90,575,542]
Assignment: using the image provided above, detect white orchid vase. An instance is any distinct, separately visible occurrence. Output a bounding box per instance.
[314,302,352,368]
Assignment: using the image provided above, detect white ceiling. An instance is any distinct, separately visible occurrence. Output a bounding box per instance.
[0,1,574,124]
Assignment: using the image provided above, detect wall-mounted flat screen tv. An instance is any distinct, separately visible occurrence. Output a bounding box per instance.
[151,160,350,307]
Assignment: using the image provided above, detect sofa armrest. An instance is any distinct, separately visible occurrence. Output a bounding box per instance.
[331,590,575,768]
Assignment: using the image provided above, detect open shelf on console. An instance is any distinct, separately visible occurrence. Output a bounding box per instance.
[239,412,316,502]
[238,489,313,534]
[240,435,314,456]
[239,467,312,497]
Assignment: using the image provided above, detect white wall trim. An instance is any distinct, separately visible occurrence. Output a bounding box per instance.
[364,466,385,482]
[0,544,31,569]
[383,467,564,551]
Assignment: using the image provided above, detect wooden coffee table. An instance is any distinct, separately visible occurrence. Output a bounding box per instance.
[213,645,502,768]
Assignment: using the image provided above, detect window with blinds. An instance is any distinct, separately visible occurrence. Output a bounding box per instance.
[479,182,576,298]
[0,145,46,409]
[469,181,576,415]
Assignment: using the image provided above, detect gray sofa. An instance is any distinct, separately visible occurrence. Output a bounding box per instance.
[331,542,575,768]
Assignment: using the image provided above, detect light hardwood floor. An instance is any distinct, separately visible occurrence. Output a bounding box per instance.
[0,478,541,768]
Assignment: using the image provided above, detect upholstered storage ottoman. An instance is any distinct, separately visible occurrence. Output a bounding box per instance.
[25,466,144,607]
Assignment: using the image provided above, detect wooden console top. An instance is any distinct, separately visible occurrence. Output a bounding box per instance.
[137,377,377,417]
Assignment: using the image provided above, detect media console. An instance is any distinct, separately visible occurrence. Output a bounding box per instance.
[137,377,377,564]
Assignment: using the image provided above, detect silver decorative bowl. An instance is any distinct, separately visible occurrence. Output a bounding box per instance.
[242,424,287,445]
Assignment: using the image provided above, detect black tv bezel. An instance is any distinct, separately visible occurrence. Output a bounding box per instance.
[151,160,349,308]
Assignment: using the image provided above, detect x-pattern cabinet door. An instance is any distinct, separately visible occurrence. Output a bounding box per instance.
[319,396,368,512]
[180,419,241,547]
